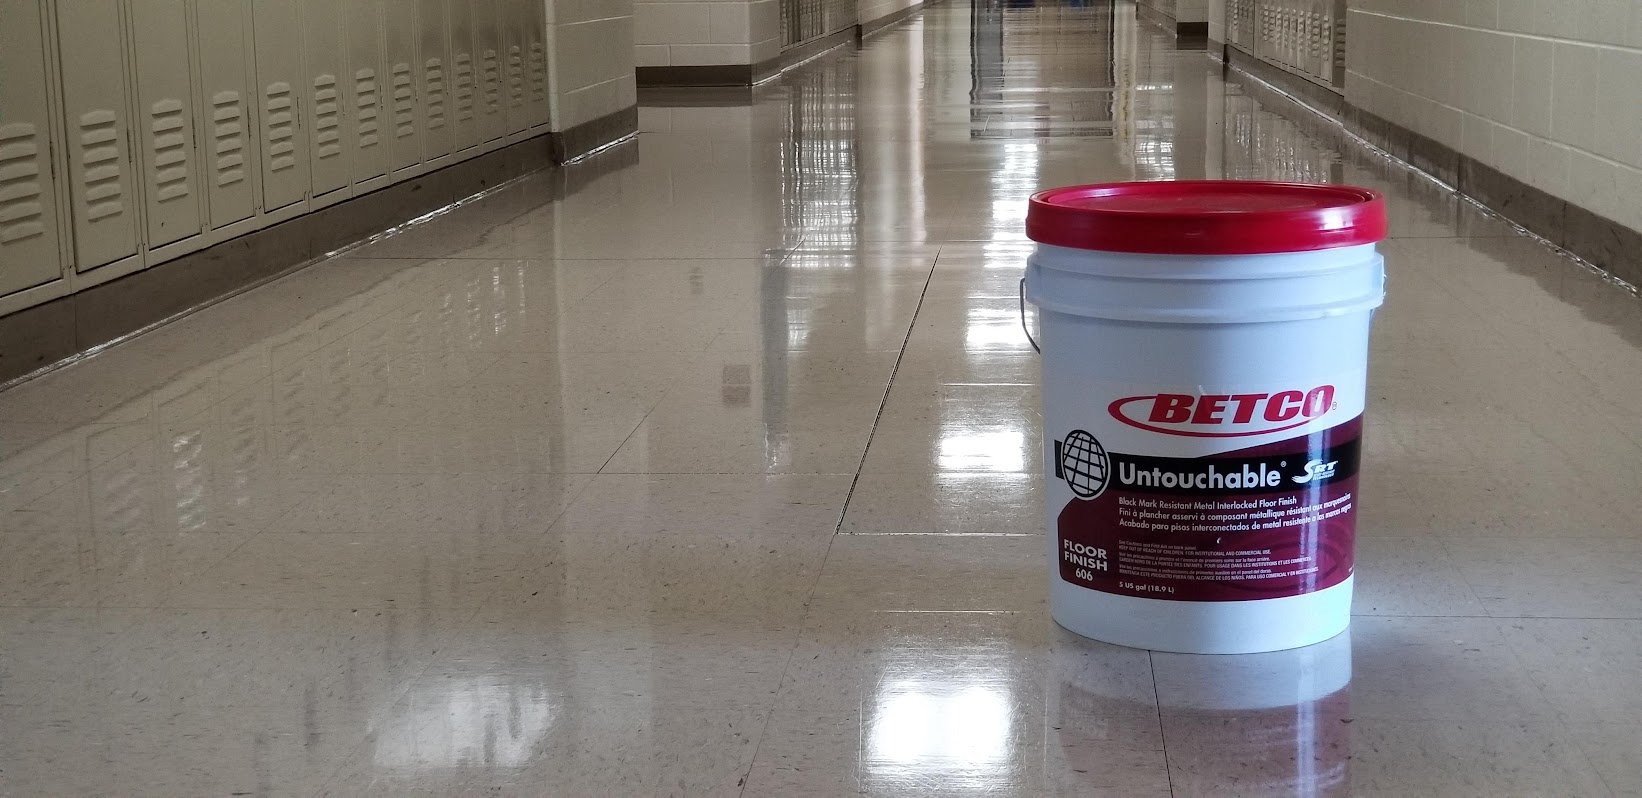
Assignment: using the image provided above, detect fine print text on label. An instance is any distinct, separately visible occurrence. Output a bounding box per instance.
[1055,417,1361,602]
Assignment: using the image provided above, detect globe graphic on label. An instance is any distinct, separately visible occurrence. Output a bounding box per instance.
[1060,430,1110,499]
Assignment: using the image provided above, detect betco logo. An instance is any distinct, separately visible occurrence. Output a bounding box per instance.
[1108,385,1336,438]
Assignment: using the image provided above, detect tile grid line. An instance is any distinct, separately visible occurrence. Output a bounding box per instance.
[734,244,944,796]
[1150,650,1178,798]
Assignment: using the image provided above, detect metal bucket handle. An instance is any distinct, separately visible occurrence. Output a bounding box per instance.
[1019,276,1041,354]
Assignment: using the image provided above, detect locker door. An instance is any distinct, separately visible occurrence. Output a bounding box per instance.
[346,0,388,184]
[304,0,350,197]
[384,6,421,171]
[252,0,310,211]
[419,0,453,161]
[55,0,140,272]
[447,0,479,151]
[501,0,527,133]
[194,0,256,229]
[522,0,549,129]
[0,0,66,295]
[130,0,203,247]
[473,0,505,142]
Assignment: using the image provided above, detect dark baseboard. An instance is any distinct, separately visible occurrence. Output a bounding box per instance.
[550,105,639,162]
[861,0,937,38]
[0,121,641,384]
[638,64,761,88]
[780,25,860,72]
[1224,46,1345,119]
[1134,2,1208,48]
[1222,50,1642,287]
[640,0,946,88]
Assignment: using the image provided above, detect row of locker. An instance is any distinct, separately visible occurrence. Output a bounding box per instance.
[0,0,552,305]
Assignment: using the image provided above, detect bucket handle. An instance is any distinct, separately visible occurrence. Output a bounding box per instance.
[1019,276,1041,354]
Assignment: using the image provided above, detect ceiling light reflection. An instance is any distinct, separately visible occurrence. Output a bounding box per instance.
[373,681,556,770]
[938,429,1026,472]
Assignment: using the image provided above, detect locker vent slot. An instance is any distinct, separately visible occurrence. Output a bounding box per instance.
[149,98,191,201]
[506,45,524,109]
[453,52,475,122]
[210,91,246,187]
[528,41,547,106]
[264,82,298,172]
[392,62,416,139]
[355,68,380,148]
[313,74,343,159]
[0,123,47,244]
[482,49,501,115]
[77,109,127,221]
[425,58,447,130]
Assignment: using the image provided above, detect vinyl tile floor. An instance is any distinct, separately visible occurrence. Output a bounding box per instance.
[2,1,1640,795]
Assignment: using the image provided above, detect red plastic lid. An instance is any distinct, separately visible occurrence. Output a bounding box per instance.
[1026,181,1387,255]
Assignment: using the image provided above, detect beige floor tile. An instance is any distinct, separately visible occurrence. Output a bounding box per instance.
[841,472,1042,536]
[0,1,1639,793]
[0,701,371,797]
[1455,537,1642,618]
[1499,618,1642,724]
[1567,724,1642,797]
[1350,537,1488,616]
[162,534,553,609]
[1343,718,1611,796]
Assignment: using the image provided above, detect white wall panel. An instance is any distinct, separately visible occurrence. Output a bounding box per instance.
[384,5,422,171]
[56,0,141,272]
[474,0,508,143]
[347,0,388,183]
[131,0,204,247]
[502,0,528,132]
[522,0,550,129]
[194,0,257,229]
[447,0,481,151]
[0,0,66,295]
[304,0,351,197]
[419,0,454,161]
[253,0,311,211]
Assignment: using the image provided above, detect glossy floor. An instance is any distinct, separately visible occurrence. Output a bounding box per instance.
[4,2,1642,796]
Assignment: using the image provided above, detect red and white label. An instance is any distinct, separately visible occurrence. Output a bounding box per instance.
[1053,415,1360,602]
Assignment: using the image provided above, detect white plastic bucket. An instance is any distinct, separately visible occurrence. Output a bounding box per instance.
[1023,181,1387,654]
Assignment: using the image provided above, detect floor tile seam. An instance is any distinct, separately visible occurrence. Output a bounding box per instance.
[1475,601,1630,748]
[579,244,811,478]
[593,471,863,477]
[1148,651,1178,797]
[461,275,632,387]
[306,599,494,797]
[734,244,927,797]
[1419,535,1494,616]
[0,432,158,513]
[830,243,945,536]
[587,388,691,477]
[526,474,602,539]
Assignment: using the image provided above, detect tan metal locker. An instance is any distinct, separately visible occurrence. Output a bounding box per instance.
[473,0,506,143]
[522,0,548,129]
[418,0,453,161]
[252,0,310,211]
[384,6,421,171]
[303,0,350,197]
[131,0,204,247]
[0,0,66,295]
[347,0,388,184]
[446,0,480,151]
[194,0,256,229]
[502,0,527,132]
[55,0,141,272]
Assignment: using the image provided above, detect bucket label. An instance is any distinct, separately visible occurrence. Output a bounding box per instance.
[1054,416,1360,602]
